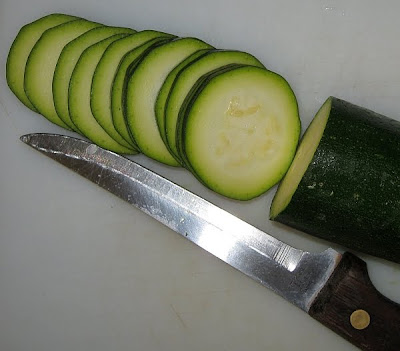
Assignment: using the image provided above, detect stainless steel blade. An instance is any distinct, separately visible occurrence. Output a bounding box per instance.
[21,133,341,312]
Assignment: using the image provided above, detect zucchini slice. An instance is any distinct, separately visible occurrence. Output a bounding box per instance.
[6,13,77,111]
[270,97,400,263]
[111,36,174,148]
[91,30,173,150]
[53,26,135,131]
[24,19,102,128]
[125,37,213,166]
[182,65,300,200]
[155,49,211,147]
[69,34,136,154]
[165,49,265,161]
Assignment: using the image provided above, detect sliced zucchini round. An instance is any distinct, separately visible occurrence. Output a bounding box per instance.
[6,13,78,111]
[111,36,174,148]
[155,49,211,147]
[91,30,173,150]
[125,37,213,166]
[53,26,135,131]
[165,50,265,161]
[69,34,136,154]
[24,19,102,128]
[182,65,300,200]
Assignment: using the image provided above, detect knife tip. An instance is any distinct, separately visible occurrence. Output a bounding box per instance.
[20,134,31,144]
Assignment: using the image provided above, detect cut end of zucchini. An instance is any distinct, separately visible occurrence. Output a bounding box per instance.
[184,66,300,200]
[270,97,332,218]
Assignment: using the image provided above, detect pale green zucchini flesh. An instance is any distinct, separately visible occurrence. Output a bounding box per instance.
[69,34,136,154]
[6,13,78,111]
[24,19,102,128]
[125,37,213,166]
[183,65,300,200]
[53,25,135,131]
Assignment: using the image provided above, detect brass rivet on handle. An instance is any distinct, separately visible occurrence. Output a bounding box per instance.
[350,309,370,330]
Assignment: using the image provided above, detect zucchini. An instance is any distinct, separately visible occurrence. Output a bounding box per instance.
[155,49,211,147]
[182,65,300,200]
[53,26,135,131]
[91,30,172,150]
[6,13,77,111]
[111,36,174,148]
[125,37,213,166]
[24,19,102,128]
[270,97,400,263]
[165,49,265,161]
[8,13,304,201]
[69,34,136,154]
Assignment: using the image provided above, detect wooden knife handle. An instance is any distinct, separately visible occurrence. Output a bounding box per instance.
[309,252,400,350]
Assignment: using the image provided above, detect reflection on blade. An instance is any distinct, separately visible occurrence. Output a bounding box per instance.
[21,133,341,312]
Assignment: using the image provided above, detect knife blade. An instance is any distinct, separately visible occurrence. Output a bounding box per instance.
[21,133,400,351]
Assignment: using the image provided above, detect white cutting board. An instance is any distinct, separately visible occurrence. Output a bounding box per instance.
[0,1,399,350]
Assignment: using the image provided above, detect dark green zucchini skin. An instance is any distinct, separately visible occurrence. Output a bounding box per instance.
[272,97,400,263]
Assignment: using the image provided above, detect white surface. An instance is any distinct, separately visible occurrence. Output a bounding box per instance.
[1,1,400,350]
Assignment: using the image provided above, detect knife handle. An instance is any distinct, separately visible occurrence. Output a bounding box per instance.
[309,252,400,351]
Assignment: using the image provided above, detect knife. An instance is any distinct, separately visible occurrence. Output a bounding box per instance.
[21,133,400,351]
